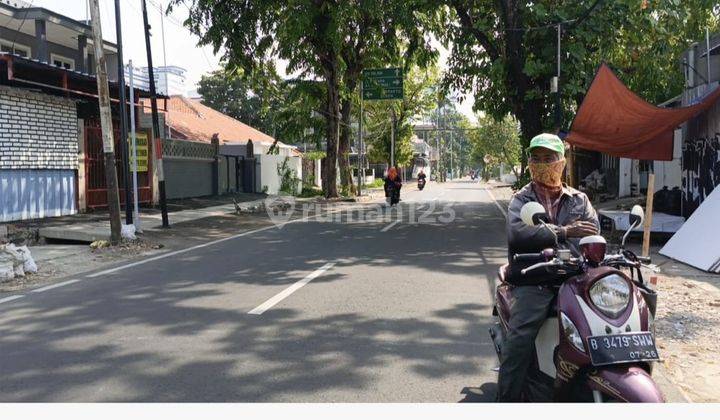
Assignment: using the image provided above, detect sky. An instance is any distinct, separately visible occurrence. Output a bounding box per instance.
[31,0,476,122]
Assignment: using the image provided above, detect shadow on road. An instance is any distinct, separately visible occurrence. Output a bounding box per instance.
[0,199,506,402]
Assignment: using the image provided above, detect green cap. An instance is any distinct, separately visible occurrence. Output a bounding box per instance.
[527,133,565,155]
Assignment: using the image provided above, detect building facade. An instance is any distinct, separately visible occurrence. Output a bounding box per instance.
[0,0,119,77]
[0,2,156,222]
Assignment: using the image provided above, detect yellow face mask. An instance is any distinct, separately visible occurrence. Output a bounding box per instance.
[529,159,566,188]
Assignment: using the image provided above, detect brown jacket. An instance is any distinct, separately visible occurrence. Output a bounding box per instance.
[506,182,599,282]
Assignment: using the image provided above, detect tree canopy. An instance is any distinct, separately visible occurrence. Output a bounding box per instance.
[441,0,720,165]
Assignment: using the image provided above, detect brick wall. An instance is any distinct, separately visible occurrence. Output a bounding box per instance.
[0,85,78,170]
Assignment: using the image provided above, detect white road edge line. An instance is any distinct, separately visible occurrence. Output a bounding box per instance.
[86,209,340,279]
[0,295,25,304]
[248,263,335,315]
[32,279,81,293]
[380,220,400,232]
[484,187,508,219]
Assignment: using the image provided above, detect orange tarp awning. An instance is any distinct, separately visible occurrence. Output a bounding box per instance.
[566,63,720,161]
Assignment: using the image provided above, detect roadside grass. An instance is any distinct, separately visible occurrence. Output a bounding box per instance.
[298,187,324,198]
[363,178,384,189]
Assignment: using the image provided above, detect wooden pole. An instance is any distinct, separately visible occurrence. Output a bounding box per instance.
[642,173,655,257]
[89,0,122,244]
[566,144,576,188]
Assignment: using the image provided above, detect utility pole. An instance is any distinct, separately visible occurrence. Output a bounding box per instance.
[114,0,132,225]
[159,1,169,95]
[449,129,453,180]
[89,0,122,244]
[555,23,562,129]
[357,80,364,196]
[707,27,712,85]
[141,0,169,227]
[390,108,396,168]
[436,100,441,182]
[128,62,141,233]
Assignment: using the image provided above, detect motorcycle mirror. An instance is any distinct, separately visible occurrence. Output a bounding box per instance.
[629,205,644,227]
[520,202,548,226]
[621,205,645,249]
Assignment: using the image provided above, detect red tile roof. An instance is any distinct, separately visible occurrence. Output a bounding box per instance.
[152,96,280,147]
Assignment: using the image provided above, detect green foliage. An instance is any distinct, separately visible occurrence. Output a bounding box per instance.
[512,170,532,192]
[298,186,324,198]
[173,0,442,198]
[365,63,441,166]
[277,157,301,196]
[363,178,385,188]
[303,150,327,161]
[427,100,474,179]
[441,0,720,156]
[468,115,522,180]
[198,64,326,148]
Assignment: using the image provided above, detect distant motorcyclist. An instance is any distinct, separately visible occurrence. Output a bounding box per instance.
[384,167,402,206]
[417,169,427,190]
[497,133,599,402]
[417,169,427,182]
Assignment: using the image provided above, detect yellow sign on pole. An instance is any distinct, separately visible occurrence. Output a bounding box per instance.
[130,132,149,172]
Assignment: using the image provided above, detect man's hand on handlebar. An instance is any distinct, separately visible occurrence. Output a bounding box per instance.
[564,221,599,238]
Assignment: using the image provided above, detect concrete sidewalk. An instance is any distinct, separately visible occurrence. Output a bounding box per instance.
[38,199,267,243]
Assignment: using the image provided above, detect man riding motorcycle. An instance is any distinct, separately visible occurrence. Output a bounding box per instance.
[497,133,600,402]
[417,169,427,190]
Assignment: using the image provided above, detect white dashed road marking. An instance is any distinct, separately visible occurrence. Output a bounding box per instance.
[248,263,336,315]
[32,279,81,293]
[380,220,401,232]
[0,295,25,304]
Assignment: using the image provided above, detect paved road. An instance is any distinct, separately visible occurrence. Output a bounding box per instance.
[0,180,506,402]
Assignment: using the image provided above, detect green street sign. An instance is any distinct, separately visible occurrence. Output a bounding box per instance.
[363,67,403,100]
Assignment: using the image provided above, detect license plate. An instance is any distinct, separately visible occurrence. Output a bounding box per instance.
[587,332,660,366]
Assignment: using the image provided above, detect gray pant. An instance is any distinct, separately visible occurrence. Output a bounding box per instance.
[497,285,555,402]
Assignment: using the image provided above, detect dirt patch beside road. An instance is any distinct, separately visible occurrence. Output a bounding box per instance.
[654,275,720,402]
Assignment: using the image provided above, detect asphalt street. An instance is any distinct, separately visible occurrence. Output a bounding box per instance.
[0,180,507,402]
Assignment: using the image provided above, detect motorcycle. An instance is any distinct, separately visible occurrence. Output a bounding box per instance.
[418,177,426,191]
[490,202,663,402]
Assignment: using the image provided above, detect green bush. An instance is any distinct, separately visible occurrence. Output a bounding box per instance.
[277,157,301,196]
[363,178,384,188]
[511,170,531,192]
[298,187,324,198]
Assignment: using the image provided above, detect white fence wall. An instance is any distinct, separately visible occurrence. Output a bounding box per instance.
[256,155,302,195]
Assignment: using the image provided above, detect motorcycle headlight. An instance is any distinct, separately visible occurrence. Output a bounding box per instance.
[561,312,585,353]
[589,274,630,318]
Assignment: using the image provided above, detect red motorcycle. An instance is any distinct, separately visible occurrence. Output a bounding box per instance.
[490,202,663,402]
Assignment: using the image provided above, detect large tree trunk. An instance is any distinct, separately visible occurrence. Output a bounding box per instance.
[338,97,356,195]
[515,100,544,175]
[322,64,341,198]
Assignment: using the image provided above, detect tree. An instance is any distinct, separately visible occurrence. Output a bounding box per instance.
[175,0,440,198]
[335,1,440,194]
[174,0,354,197]
[197,65,279,135]
[365,63,440,167]
[441,0,719,171]
[469,115,522,180]
[198,65,327,151]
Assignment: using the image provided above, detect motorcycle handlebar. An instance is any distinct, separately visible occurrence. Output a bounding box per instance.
[513,253,544,263]
[520,260,560,275]
[637,256,651,264]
